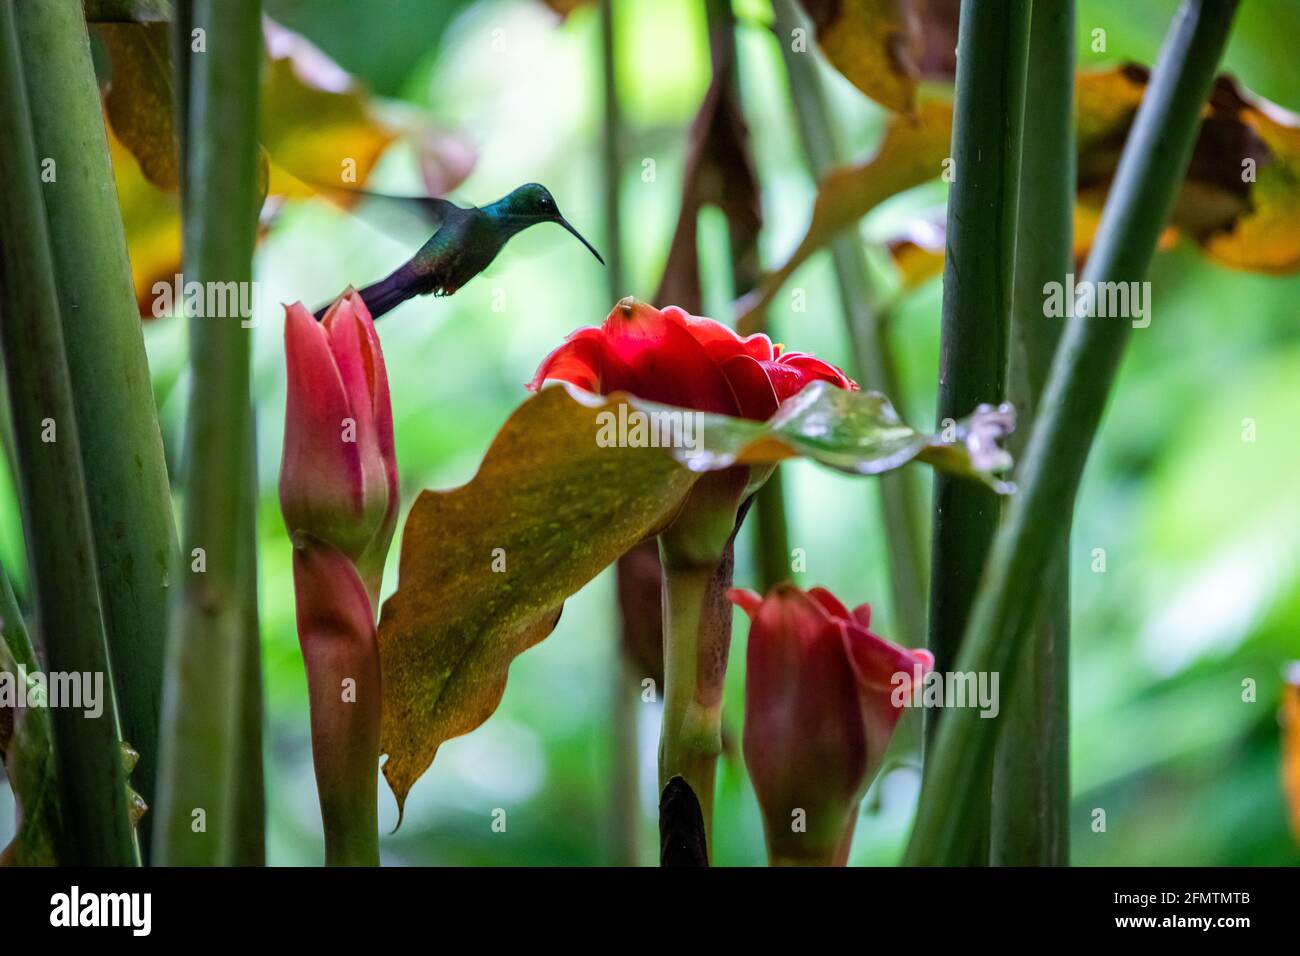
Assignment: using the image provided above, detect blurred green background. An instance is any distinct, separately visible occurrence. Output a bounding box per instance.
[3,0,1298,865]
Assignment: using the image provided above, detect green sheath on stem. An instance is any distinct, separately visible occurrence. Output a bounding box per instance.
[906,0,1239,866]
[772,0,927,647]
[0,0,136,866]
[657,555,732,847]
[152,0,262,866]
[990,0,1076,867]
[12,0,179,854]
[657,471,750,856]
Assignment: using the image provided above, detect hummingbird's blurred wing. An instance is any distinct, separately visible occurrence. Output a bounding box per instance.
[311,184,459,241]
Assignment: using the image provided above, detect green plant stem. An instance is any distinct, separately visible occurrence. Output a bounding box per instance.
[232,417,265,865]
[657,555,731,847]
[152,0,262,866]
[990,0,1076,867]
[922,0,1031,864]
[906,0,1239,867]
[13,0,179,855]
[929,0,1031,690]
[600,0,644,868]
[753,469,792,590]
[772,0,927,646]
[657,472,747,855]
[0,0,136,866]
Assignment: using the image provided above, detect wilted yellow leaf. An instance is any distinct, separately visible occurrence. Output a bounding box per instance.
[97,22,178,191]
[260,56,398,198]
[377,386,698,813]
[1199,100,1300,273]
[737,98,953,332]
[1285,669,1300,846]
[108,124,182,315]
[799,0,922,114]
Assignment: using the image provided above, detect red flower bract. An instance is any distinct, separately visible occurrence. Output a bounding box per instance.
[528,297,856,419]
[729,583,934,865]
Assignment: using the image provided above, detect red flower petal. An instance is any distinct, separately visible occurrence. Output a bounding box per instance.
[742,584,868,860]
[726,587,764,619]
[597,301,739,413]
[777,352,859,392]
[807,586,852,622]
[850,602,873,630]
[719,353,780,421]
[280,301,366,543]
[664,305,776,362]
[528,326,605,393]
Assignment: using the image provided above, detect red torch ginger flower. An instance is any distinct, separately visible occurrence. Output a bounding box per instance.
[281,289,397,605]
[280,289,398,866]
[528,297,856,420]
[729,583,934,866]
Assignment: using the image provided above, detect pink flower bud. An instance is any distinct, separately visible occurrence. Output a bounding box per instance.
[730,583,933,865]
[280,290,396,605]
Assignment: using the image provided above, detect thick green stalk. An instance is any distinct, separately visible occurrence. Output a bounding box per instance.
[232,416,265,865]
[906,0,1239,866]
[657,555,731,846]
[752,469,792,590]
[928,0,1032,693]
[600,0,643,868]
[152,0,262,865]
[922,1,1031,865]
[0,0,136,866]
[13,0,179,854]
[657,472,748,855]
[990,0,1076,867]
[772,0,927,646]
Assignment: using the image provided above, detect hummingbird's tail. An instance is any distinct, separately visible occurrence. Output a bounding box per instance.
[313,264,420,322]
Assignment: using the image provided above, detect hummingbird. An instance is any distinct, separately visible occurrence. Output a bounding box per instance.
[314,183,604,321]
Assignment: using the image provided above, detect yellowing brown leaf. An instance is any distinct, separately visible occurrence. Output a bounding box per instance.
[1285,669,1300,846]
[98,22,178,191]
[261,56,397,198]
[377,387,698,813]
[798,0,925,114]
[108,124,182,315]
[1200,100,1300,273]
[737,99,953,332]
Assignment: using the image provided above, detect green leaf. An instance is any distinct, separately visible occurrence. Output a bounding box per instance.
[1,580,60,867]
[377,384,1013,813]
[621,380,1014,490]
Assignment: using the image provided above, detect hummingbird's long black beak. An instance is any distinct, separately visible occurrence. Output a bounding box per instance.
[556,217,605,265]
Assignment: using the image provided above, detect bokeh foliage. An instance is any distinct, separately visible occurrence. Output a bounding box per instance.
[2,0,1297,865]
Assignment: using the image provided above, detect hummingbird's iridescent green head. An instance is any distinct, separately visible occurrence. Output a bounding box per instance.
[495,183,606,265]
